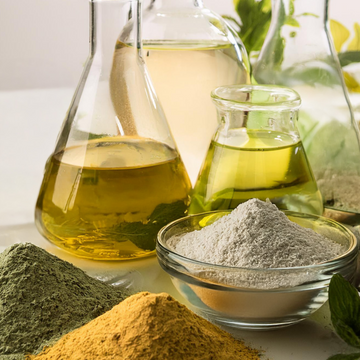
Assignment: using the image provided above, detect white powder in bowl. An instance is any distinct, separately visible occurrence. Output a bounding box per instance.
[168,199,344,269]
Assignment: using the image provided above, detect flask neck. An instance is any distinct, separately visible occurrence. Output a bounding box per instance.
[216,109,299,140]
[272,0,328,25]
[90,0,141,56]
[212,86,301,141]
[151,0,203,9]
[255,0,333,73]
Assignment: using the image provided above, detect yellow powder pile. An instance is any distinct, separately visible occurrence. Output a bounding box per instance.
[31,292,260,360]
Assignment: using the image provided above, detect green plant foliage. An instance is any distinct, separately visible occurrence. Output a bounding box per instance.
[328,354,360,360]
[329,274,360,349]
[114,201,188,250]
[227,1,360,92]
[227,0,301,59]
[339,52,360,67]
[226,0,272,54]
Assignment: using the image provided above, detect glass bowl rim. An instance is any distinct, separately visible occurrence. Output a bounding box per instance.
[157,209,358,273]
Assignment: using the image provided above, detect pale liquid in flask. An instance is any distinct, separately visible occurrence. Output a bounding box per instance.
[143,41,250,182]
[35,138,191,260]
[190,130,323,215]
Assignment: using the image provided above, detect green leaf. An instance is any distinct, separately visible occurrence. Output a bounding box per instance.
[330,20,350,53]
[234,0,272,53]
[296,12,319,18]
[261,0,271,12]
[285,16,300,27]
[222,15,242,32]
[230,0,321,59]
[339,51,360,67]
[328,354,360,360]
[289,0,295,16]
[281,64,340,87]
[88,133,105,140]
[329,274,360,348]
[114,201,188,251]
[348,23,360,51]
[285,0,299,27]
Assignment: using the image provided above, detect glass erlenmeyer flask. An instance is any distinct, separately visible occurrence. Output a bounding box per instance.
[189,85,323,215]
[253,0,360,225]
[35,0,191,260]
[119,0,251,183]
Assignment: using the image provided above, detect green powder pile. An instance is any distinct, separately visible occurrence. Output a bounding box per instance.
[0,243,127,359]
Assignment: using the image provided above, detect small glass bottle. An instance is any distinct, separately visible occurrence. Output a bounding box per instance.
[120,0,251,183]
[35,0,191,260]
[253,0,360,224]
[190,85,323,216]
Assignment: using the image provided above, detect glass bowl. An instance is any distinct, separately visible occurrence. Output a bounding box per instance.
[157,210,358,330]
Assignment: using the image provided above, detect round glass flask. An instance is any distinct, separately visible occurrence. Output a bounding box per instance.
[253,0,360,225]
[119,0,251,183]
[35,0,191,260]
[189,85,323,215]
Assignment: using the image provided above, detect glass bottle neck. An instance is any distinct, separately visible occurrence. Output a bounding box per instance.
[272,0,328,24]
[214,108,300,147]
[90,0,141,56]
[211,86,301,142]
[151,0,203,9]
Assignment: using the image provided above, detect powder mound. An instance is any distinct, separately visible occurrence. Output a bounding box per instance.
[169,199,344,268]
[31,292,260,360]
[0,243,127,356]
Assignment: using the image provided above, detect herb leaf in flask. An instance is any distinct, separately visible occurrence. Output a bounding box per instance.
[190,85,323,216]
[253,0,360,225]
[35,0,191,260]
[119,0,251,183]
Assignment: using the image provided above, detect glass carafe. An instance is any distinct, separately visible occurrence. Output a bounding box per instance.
[35,0,191,261]
[253,0,360,225]
[190,85,323,215]
[119,0,251,183]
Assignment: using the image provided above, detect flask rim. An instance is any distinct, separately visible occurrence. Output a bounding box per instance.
[211,85,301,112]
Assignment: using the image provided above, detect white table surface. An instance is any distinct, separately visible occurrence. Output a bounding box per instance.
[0,87,358,360]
